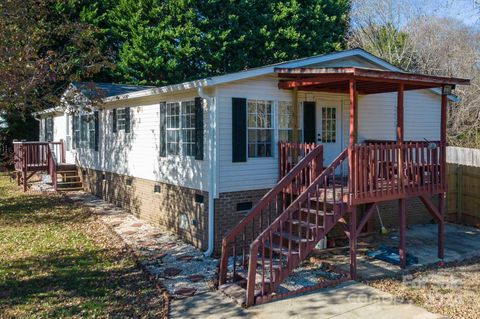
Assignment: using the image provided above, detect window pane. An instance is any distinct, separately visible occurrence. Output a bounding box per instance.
[321,107,336,143]
[247,99,273,158]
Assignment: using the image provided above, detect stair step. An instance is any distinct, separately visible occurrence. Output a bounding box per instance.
[219,283,247,305]
[288,219,323,230]
[256,257,287,269]
[57,170,78,174]
[272,231,312,244]
[299,208,334,216]
[264,241,299,256]
[57,186,83,191]
[236,269,275,285]
[61,177,81,182]
[57,181,82,185]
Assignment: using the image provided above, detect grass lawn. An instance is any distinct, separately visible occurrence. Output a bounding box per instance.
[0,175,165,318]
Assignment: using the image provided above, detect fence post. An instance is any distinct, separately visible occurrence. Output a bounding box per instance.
[456,164,463,223]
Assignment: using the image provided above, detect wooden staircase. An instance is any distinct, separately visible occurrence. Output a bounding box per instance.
[55,164,83,191]
[219,145,352,306]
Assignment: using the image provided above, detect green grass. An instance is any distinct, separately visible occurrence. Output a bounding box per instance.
[0,174,164,318]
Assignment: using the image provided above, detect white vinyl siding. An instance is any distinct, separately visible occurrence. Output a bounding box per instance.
[68,91,209,192]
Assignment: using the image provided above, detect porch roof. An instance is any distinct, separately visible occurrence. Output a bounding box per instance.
[275,67,470,95]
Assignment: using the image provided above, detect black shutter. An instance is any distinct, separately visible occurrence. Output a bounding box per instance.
[112,109,117,133]
[43,118,47,142]
[72,116,77,149]
[159,102,166,157]
[232,98,247,162]
[303,101,316,143]
[94,111,99,151]
[194,97,204,160]
[125,107,131,133]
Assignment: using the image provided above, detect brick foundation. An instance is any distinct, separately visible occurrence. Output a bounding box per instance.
[81,168,209,250]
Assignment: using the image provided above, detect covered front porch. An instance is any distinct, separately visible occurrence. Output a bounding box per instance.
[275,67,469,270]
[276,67,470,205]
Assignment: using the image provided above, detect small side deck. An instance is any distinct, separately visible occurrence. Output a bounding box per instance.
[13,140,77,191]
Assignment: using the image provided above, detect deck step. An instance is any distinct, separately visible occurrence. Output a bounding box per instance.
[57,181,82,185]
[272,231,313,244]
[57,186,83,191]
[57,170,79,174]
[219,283,247,305]
[299,208,334,216]
[287,219,323,230]
[264,241,299,256]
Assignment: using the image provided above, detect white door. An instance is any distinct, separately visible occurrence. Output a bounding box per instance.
[316,100,342,166]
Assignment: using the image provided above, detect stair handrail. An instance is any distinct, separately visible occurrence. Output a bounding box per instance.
[246,147,348,306]
[219,144,323,285]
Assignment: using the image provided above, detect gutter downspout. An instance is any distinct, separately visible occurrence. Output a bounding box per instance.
[198,86,216,257]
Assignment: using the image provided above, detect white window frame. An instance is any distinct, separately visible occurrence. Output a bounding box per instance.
[247,99,274,158]
[66,114,72,151]
[165,99,196,157]
[180,100,196,157]
[166,102,180,155]
[116,108,126,131]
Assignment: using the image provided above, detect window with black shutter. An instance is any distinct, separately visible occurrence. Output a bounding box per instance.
[113,108,130,133]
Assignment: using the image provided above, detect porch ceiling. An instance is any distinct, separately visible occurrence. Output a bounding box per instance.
[275,67,470,95]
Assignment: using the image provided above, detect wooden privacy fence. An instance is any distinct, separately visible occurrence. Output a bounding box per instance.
[447,146,480,226]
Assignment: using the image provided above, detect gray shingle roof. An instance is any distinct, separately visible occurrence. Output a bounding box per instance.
[72,82,153,98]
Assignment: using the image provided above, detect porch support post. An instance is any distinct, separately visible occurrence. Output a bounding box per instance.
[292,87,299,143]
[348,79,357,280]
[396,83,404,143]
[438,87,448,260]
[440,89,447,189]
[348,79,357,192]
[349,79,357,147]
[399,198,406,268]
[349,207,357,280]
[438,195,445,259]
[397,83,407,268]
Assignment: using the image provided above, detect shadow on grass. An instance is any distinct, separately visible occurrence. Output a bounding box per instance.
[0,193,88,226]
[0,248,162,318]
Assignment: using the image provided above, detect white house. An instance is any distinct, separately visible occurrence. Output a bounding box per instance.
[24,48,468,305]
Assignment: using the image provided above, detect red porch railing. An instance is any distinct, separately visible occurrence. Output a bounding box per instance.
[219,144,323,286]
[349,141,446,205]
[246,148,348,305]
[13,140,66,191]
[278,142,317,180]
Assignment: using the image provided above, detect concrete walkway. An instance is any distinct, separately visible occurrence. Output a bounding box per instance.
[169,282,445,319]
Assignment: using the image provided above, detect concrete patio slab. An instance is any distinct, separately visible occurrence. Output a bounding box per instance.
[335,223,480,280]
[169,282,445,319]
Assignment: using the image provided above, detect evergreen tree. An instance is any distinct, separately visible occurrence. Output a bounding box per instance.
[104,0,350,85]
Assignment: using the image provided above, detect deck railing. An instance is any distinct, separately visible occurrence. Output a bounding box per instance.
[278,142,317,180]
[349,141,445,204]
[13,140,65,191]
[219,144,323,286]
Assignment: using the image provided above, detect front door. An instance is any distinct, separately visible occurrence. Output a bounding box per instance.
[316,100,342,165]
